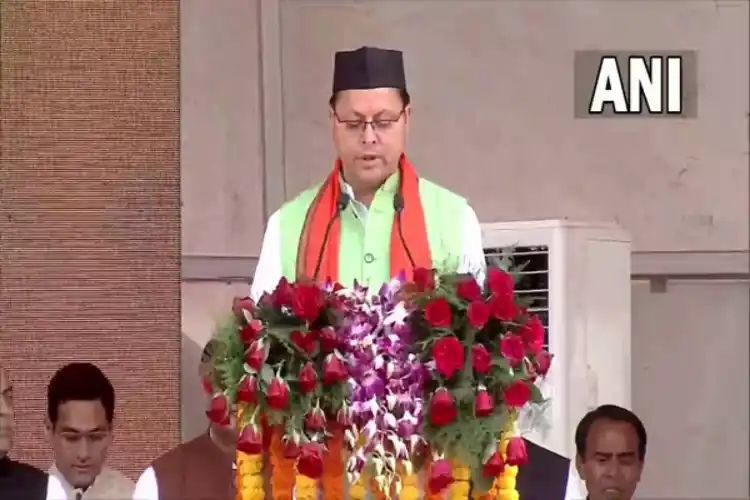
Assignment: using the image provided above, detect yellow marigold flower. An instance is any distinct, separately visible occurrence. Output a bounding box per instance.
[448,481,471,499]
[400,484,420,500]
[496,489,519,500]
[349,481,367,500]
[294,475,318,500]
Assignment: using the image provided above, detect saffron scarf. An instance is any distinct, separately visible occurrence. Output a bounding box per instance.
[295,154,432,283]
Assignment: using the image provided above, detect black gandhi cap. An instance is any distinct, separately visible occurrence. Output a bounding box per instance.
[332,46,407,93]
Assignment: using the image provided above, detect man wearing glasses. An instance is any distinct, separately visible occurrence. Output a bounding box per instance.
[251,45,486,300]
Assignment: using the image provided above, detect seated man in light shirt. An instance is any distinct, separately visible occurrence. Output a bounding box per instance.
[45,363,134,499]
[132,340,237,500]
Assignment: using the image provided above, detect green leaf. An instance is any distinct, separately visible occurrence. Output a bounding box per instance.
[470,467,496,494]
[530,383,546,404]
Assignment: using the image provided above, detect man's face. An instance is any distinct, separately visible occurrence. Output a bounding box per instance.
[576,419,643,500]
[0,368,13,455]
[47,400,112,488]
[330,88,410,195]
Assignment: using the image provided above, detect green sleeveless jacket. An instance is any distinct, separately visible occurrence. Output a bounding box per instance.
[279,172,467,289]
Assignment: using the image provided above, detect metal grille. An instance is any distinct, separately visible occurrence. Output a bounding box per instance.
[484,246,551,346]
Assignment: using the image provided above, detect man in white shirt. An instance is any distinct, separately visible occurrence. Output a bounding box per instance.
[132,340,236,500]
[45,363,134,499]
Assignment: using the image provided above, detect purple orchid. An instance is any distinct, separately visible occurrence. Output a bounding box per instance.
[339,274,426,493]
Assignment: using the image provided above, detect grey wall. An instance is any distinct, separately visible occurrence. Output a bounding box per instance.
[180,1,749,497]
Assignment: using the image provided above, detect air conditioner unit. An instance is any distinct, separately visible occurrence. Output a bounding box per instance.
[481,220,632,459]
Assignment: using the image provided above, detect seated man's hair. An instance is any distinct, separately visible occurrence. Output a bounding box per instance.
[575,404,647,461]
[201,339,217,364]
[47,362,115,424]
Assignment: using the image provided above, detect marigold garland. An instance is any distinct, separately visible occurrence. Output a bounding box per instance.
[236,448,264,500]
[320,430,345,499]
[269,428,295,500]
[235,426,523,500]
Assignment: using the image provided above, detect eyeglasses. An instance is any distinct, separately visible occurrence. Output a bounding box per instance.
[334,109,405,133]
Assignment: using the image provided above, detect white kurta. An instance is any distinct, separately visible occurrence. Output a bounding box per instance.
[250,181,487,302]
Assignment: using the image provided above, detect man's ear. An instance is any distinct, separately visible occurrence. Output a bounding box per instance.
[44,417,53,439]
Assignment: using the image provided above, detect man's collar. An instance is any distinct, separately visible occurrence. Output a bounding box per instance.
[49,463,103,492]
[338,169,400,201]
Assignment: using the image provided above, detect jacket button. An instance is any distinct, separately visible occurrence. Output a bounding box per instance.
[364,253,375,264]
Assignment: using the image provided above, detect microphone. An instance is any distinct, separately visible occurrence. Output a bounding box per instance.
[393,193,416,270]
[312,193,351,281]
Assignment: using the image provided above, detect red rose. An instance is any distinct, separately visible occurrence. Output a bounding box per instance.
[201,375,213,395]
[489,292,517,321]
[503,380,531,408]
[431,336,464,379]
[318,326,339,354]
[471,344,492,374]
[467,301,490,329]
[297,442,325,479]
[456,278,482,302]
[424,297,452,328]
[205,393,230,426]
[271,278,294,308]
[292,283,324,323]
[500,334,525,366]
[305,407,327,433]
[322,354,348,385]
[413,267,436,292]
[534,350,553,376]
[237,424,263,454]
[520,315,545,354]
[336,405,353,428]
[236,375,258,405]
[474,388,495,417]
[506,436,529,466]
[482,451,505,477]
[232,296,255,321]
[487,267,515,296]
[244,340,267,372]
[298,362,318,393]
[290,329,318,355]
[240,319,263,344]
[428,388,458,426]
[283,439,300,459]
[266,377,290,410]
[427,458,454,493]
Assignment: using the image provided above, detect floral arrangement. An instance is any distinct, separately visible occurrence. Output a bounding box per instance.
[206,267,553,500]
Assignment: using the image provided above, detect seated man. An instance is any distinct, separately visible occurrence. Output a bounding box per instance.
[46,363,134,499]
[0,364,66,500]
[132,340,237,500]
[575,404,646,500]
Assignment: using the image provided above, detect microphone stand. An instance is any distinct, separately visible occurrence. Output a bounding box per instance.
[312,193,350,282]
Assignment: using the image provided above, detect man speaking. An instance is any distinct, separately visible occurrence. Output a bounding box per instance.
[249,45,583,500]
[251,46,485,300]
